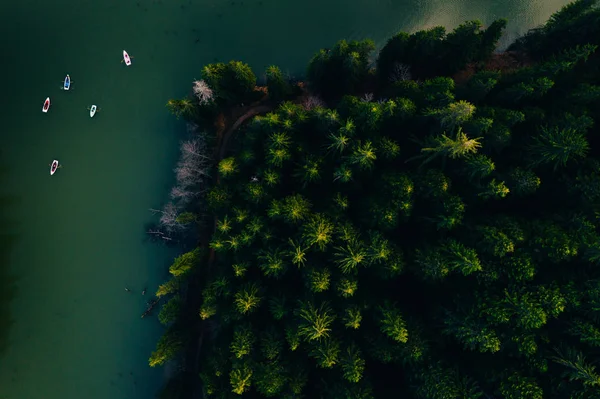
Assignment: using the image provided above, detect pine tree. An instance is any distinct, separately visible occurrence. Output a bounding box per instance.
[337,277,358,297]
[297,301,336,342]
[442,308,501,353]
[149,329,183,367]
[230,325,256,359]
[527,126,589,170]
[552,347,600,387]
[169,248,202,277]
[441,239,482,276]
[158,295,182,325]
[334,237,367,274]
[234,283,262,314]
[341,343,366,383]
[428,194,465,230]
[378,302,408,343]
[287,238,308,267]
[327,131,352,154]
[295,156,323,186]
[254,361,287,397]
[218,157,238,178]
[348,140,377,170]
[230,361,253,394]
[302,214,335,251]
[414,248,450,281]
[478,179,510,200]
[416,127,482,165]
[462,154,495,181]
[378,137,401,160]
[343,306,362,329]
[499,373,543,399]
[506,168,541,196]
[266,65,291,102]
[202,60,257,105]
[570,320,600,347]
[309,337,341,368]
[307,267,331,293]
[258,248,288,278]
[282,194,312,223]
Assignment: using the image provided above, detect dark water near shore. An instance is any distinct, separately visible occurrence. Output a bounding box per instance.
[0,0,570,398]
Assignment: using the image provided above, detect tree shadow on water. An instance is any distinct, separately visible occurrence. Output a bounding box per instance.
[0,158,19,358]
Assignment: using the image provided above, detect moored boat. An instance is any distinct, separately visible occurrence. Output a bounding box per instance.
[50,160,59,175]
[42,97,50,113]
[123,50,132,66]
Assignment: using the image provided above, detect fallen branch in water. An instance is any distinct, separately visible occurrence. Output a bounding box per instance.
[141,297,161,318]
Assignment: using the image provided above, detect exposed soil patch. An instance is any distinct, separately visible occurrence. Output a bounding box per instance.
[453,51,534,85]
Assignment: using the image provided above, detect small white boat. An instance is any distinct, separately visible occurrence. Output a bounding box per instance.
[123,50,132,66]
[89,105,97,118]
[50,160,59,175]
[63,74,71,90]
[42,97,51,113]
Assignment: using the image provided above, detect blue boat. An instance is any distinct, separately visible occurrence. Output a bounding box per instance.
[63,74,70,91]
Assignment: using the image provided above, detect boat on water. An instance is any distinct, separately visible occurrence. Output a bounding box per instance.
[50,160,59,175]
[123,50,132,66]
[42,97,50,113]
[63,74,71,90]
[89,104,97,117]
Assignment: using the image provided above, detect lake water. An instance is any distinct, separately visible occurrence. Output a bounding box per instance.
[0,0,571,398]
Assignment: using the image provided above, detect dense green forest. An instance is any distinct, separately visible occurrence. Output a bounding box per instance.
[152,1,600,398]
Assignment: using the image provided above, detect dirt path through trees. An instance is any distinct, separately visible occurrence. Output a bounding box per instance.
[217,104,274,161]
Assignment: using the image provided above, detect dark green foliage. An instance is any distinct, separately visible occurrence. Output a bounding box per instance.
[159,295,182,325]
[149,328,184,367]
[169,248,203,277]
[527,126,589,170]
[166,98,196,119]
[509,0,600,60]
[162,6,600,399]
[265,65,291,102]
[307,39,375,101]
[499,373,543,399]
[460,71,501,103]
[202,60,257,105]
[377,19,507,82]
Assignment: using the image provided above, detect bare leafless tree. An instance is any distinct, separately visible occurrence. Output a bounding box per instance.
[303,95,325,110]
[389,63,412,83]
[170,186,198,203]
[180,137,208,160]
[192,80,214,105]
[174,136,211,192]
[361,93,374,102]
[175,162,209,185]
[148,204,183,236]
[149,133,211,238]
[159,202,184,233]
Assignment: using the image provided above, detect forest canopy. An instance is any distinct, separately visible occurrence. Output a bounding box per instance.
[154,1,600,398]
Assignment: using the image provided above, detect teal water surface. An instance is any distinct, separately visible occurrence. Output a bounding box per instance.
[0,0,571,398]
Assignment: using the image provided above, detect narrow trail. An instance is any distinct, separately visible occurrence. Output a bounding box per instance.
[218,104,274,161]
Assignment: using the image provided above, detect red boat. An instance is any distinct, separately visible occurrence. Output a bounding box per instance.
[42,97,50,113]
